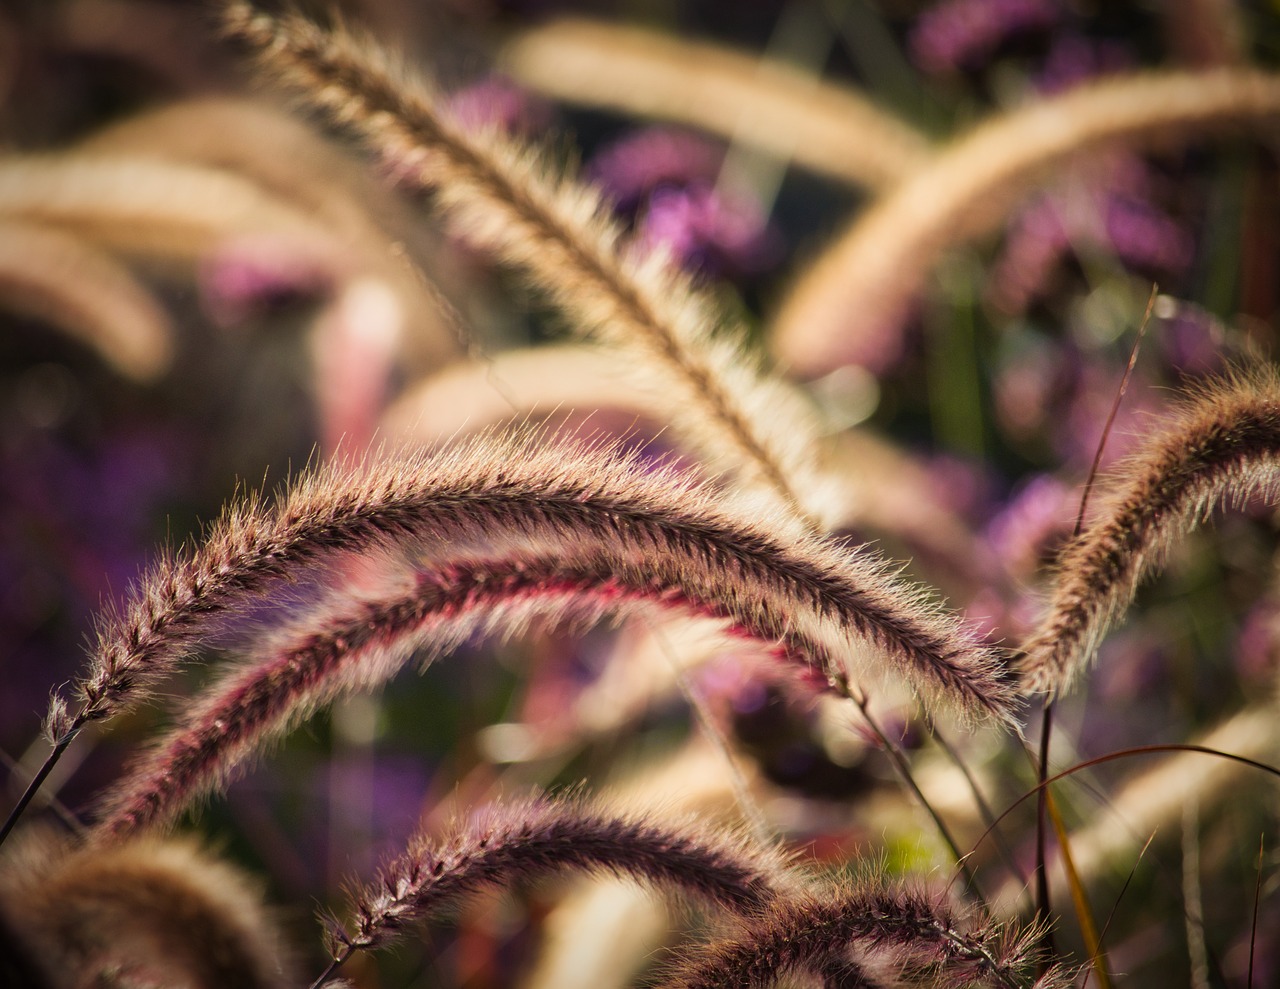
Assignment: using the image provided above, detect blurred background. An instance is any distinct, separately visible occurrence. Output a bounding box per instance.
[2,1,1280,985]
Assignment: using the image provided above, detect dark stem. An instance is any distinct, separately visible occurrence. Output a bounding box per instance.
[1034,701,1055,961]
[309,947,353,989]
[931,724,1027,888]
[0,746,82,838]
[1038,285,1154,970]
[0,734,75,848]
[848,691,983,902]
[1249,834,1264,989]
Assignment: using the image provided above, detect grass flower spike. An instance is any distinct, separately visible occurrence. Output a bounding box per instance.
[315,796,791,985]
[94,432,1014,840]
[220,0,827,523]
[1020,367,1280,696]
[773,68,1280,376]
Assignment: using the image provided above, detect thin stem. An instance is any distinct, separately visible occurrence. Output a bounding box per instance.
[846,689,982,901]
[0,745,83,838]
[308,951,349,989]
[1081,832,1155,989]
[1032,291,1151,953]
[1249,834,1264,989]
[0,736,73,848]
[931,724,1027,888]
[970,742,1280,861]
[1074,284,1156,534]
[1034,701,1055,960]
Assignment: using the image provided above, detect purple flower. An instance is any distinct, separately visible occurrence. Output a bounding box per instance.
[586,126,724,212]
[909,0,1063,74]
[199,234,337,329]
[1155,299,1228,376]
[1035,33,1132,94]
[984,473,1075,578]
[923,454,995,522]
[962,587,1008,643]
[1092,629,1168,702]
[1055,364,1161,470]
[637,181,781,276]
[988,181,1191,313]
[585,127,781,277]
[986,197,1071,313]
[1103,196,1194,276]
[445,74,550,135]
[1235,599,1280,685]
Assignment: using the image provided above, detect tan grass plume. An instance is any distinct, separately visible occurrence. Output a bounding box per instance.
[0,220,173,381]
[77,97,460,372]
[500,17,932,190]
[1019,367,1280,696]
[0,154,332,268]
[0,829,293,989]
[220,0,827,523]
[772,68,1280,377]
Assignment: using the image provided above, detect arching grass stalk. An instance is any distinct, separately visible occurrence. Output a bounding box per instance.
[312,796,793,987]
[90,433,1014,842]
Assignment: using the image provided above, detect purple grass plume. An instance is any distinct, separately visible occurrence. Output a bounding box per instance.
[315,796,793,984]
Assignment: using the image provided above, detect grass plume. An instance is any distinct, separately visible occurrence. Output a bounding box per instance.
[0,828,293,989]
[661,878,1051,989]
[1020,367,1280,696]
[315,796,791,985]
[92,431,1013,840]
[0,219,173,381]
[0,154,332,267]
[76,96,459,371]
[772,68,1280,377]
[500,17,932,190]
[220,0,827,522]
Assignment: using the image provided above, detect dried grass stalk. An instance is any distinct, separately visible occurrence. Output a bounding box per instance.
[0,154,330,267]
[92,433,1013,839]
[0,829,293,989]
[221,0,825,521]
[500,17,931,189]
[772,68,1280,377]
[321,796,791,977]
[0,220,173,380]
[1020,368,1280,696]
